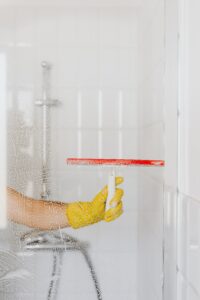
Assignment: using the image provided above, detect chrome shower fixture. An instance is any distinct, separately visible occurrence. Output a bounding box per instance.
[20,230,89,251]
[20,230,103,300]
[41,61,50,68]
[35,61,59,107]
[35,61,60,199]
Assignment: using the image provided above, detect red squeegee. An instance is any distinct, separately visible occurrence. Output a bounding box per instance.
[66,158,164,211]
[66,158,165,167]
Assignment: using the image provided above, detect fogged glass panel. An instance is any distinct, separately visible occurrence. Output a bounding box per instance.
[1,1,165,300]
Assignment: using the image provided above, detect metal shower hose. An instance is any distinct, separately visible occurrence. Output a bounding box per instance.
[21,230,103,300]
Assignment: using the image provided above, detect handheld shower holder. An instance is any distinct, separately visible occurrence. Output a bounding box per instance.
[35,99,59,106]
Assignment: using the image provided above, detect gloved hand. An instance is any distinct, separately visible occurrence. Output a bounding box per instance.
[66,177,124,229]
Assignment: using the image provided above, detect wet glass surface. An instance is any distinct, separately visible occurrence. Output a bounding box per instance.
[0,2,165,299]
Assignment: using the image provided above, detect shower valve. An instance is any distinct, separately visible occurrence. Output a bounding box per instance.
[35,99,60,106]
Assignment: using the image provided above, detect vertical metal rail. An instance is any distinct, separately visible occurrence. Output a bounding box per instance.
[35,61,58,199]
[41,61,49,199]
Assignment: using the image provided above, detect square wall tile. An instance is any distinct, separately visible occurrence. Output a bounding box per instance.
[188,198,200,295]
[121,130,138,158]
[5,48,16,88]
[121,169,138,211]
[35,7,58,47]
[138,172,163,212]
[187,97,200,199]
[81,130,99,157]
[101,89,119,128]
[164,187,177,251]
[119,9,138,48]
[177,272,187,300]
[99,8,120,47]
[58,8,98,48]
[78,47,99,87]
[15,7,36,47]
[49,169,98,201]
[0,7,15,46]
[119,47,138,89]
[15,47,35,87]
[58,47,79,87]
[138,122,164,159]
[17,88,34,126]
[102,130,119,158]
[164,187,177,300]
[97,252,137,295]
[138,63,164,127]
[7,87,34,128]
[51,88,78,129]
[75,8,99,47]
[57,8,78,47]
[7,167,42,199]
[81,89,99,128]
[96,211,138,253]
[50,129,78,171]
[177,195,189,276]
[151,0,165,67]
[121,89,138,129]
[57,251,95,294]
[99,48,120,88]
[188,199,200,248]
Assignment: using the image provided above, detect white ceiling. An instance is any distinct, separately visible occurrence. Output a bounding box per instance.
[0,0,143,7]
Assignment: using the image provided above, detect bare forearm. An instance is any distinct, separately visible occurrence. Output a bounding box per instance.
[7,188,70,230]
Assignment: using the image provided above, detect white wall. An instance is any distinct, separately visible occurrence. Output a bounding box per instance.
[177,0,200,299]
[164,0,200,300]
[164,0,179,299]
[137,0,165,299]
[3,5,139,300]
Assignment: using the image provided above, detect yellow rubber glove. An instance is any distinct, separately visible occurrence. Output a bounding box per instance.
[66,177,124,229]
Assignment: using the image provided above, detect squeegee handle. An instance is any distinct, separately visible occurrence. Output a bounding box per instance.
[105,171,116,211]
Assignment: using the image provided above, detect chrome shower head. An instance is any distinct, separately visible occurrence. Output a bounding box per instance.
[41,61,51,69]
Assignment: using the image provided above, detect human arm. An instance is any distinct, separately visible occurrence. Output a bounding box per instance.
[7,177,124,230]
[7,187,69,230]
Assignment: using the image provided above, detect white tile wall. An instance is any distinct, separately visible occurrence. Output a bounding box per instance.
[177,194,200,300]
[163,186,177,300]
[172,0,200,299]
[0,7,15,47]
[137,1,165,300]
[163,1,179,299]
[165,0,200,299]
[15,7,35,47]
[99,8,120,48]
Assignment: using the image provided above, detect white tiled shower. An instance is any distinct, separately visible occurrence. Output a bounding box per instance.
[3,3,142,300]
[2,0,200,299]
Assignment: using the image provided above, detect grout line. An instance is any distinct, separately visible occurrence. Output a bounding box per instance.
[137,120,164,130]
